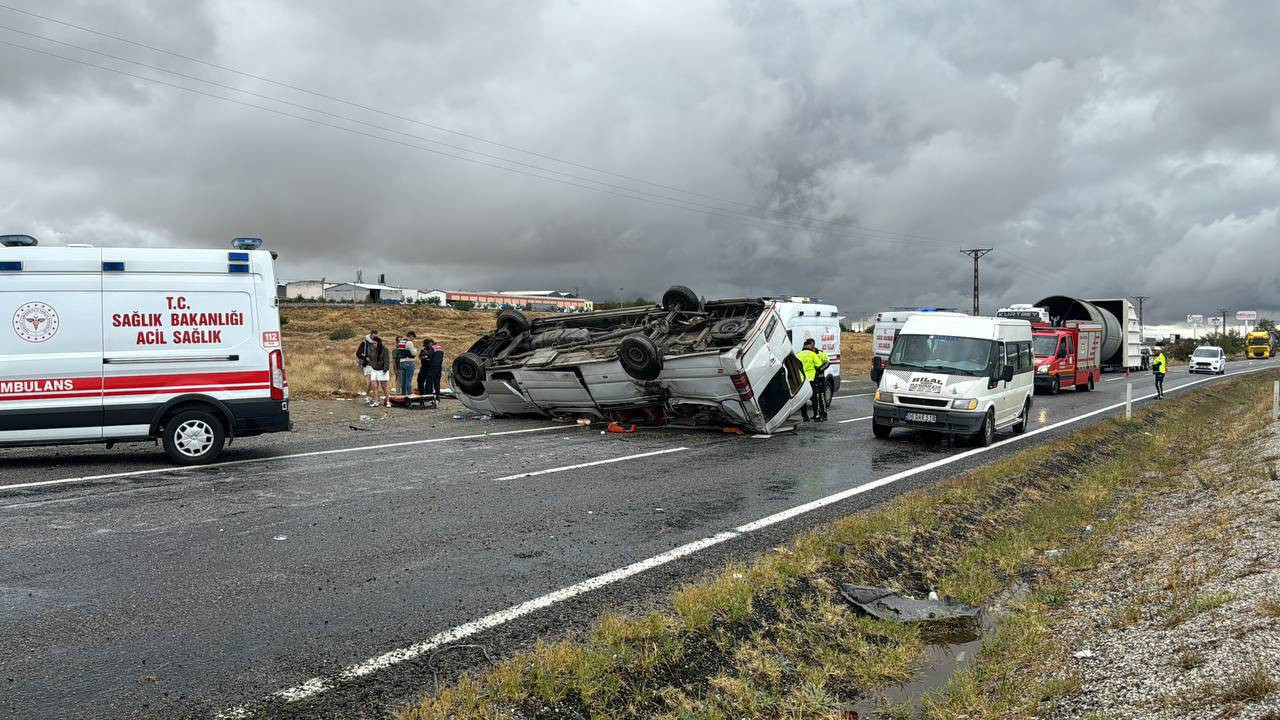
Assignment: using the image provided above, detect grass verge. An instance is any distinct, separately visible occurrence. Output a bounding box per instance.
[395,371,1278,720]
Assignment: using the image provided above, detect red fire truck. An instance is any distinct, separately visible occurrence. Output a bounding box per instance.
[1032,320,1102,394]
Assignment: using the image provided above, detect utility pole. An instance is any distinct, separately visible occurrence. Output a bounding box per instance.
[960,248,993,315]
[1133,296,1150,342]
[1216,308,1230,338]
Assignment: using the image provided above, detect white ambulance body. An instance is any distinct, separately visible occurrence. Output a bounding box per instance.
[772,300,842,404]
[0,238,290,464]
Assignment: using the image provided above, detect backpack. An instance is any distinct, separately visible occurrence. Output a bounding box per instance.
[355,339,369,367]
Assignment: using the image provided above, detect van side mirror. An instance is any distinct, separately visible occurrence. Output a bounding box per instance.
[1001,366,1015,383]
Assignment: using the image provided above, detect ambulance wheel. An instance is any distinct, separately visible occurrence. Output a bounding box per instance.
[824,378,835,407]
[974,409,996,447]
[1013,399,1030,434]
[496,308,530,336]
[452,353,487,396]
[872,422,892,439]
[1049,376,1060,395]
[619,334,663,380]
[162,410,226,465]
[662,285,702,312]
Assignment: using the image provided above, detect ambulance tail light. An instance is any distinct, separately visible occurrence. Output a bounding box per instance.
[269,350,287,400]
[730,372,754,401]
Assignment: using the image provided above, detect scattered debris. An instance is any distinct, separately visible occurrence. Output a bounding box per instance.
[272,534,287,541]
[348,425,371,431]
[1044,548,1066,557]
[839,584,981,623]
[358,414,372,422]
[606,422,637,433]
[576,418,592,426]
[1072,649,1097,659]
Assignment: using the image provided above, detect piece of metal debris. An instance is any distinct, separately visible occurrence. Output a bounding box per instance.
[839,584,980,623]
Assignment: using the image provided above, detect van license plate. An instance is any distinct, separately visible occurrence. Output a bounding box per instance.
[904,412,937,424]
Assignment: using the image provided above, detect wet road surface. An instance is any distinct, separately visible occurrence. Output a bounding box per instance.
[2,360,1277,719]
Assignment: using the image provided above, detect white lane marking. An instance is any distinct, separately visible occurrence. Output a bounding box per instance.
[221,361,1280,714]
[0,425,574,493]
[835,392,872,399]
[1103,377,1123,382]
[838,415,873,424]
[493,447,688,481]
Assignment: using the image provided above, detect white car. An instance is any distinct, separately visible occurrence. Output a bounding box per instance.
[872,314,1034,446]
[1188,346,1226,375]
[452,286,813,434]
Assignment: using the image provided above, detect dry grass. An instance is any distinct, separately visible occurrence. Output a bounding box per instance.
[280,304,877,399]
[281,305,500,398]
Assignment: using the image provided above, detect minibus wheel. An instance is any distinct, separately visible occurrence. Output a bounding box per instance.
[1012,399,1030,434]
[162,409,226,465]
[975,409,996,447]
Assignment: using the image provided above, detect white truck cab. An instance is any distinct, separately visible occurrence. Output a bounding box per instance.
[0,235,290,464]
[872,314,1033,446]
[870,307,961,382]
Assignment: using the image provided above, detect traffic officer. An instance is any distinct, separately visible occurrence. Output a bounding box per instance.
[1152,346,1168,399]
[796,338,830,422]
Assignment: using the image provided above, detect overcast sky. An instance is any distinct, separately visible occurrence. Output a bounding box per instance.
[1,1,1277,324]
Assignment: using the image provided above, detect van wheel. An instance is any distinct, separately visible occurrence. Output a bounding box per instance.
[710,317,750,341]
[1049,376,1060,395]
[619,334,663,380]
[872,422,892,439]
[496,308,530,335]
[162,410,226,465]
[452,352,487,396]
[1012,400,1030,434]
[974,409,996,447]
[662,285,702,312]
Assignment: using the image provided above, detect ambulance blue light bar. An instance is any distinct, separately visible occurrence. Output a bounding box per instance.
[0,261,21,271]
[102,261,126,271]
[228,263,251,273]
[1,234,38,247]
[232,237,263,250]
[228,252,250,261]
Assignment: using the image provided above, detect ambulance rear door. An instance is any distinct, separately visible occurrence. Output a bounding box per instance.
[0,247,104,443]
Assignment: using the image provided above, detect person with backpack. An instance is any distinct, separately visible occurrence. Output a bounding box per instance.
[396,331,418,396]
[355,330,379,402]
[365,334,391,406]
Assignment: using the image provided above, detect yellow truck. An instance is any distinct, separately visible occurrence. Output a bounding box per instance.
[1246,330,1276,359]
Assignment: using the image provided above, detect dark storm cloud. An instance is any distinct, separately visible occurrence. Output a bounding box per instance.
[1,0,1277,323]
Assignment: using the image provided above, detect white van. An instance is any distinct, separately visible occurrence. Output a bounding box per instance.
[0,235,290,464]
[871,314,1033,446]
[772,300,842,405]
[453,290,813,434]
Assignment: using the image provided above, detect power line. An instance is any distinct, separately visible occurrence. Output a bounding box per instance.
[0,36,956,249]
[0,2,947,248]
[960,248,992,315]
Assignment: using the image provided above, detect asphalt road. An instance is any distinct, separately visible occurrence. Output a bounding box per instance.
[3,359,1277,720]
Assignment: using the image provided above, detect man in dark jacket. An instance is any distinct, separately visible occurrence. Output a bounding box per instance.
[418,339,446,399]
[356,330,379,402]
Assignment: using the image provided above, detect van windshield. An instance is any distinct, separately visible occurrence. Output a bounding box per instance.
[888,334,994,376]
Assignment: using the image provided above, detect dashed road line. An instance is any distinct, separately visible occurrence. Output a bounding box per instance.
[493,447,689,481]
[837,415,873,424]
[0,425,575,493]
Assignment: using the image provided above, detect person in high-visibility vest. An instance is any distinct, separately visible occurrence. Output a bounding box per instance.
[1152,346,1167,399]
[796,338,830,422]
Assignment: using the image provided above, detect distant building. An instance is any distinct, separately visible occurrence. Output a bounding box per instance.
[281,280,331,301]
[445,290,593,312]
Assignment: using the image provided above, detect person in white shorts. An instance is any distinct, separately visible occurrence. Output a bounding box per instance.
[356,330,379,403]
[365,334,392,406]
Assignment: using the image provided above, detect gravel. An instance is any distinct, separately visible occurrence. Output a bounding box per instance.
[1040,425,1280,719]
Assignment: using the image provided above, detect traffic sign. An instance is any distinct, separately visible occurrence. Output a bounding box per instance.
[1237,310,1258,321]
[1186,314,1203,325]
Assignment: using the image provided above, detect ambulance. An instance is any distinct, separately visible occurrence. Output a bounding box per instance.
[0,235,290,464]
